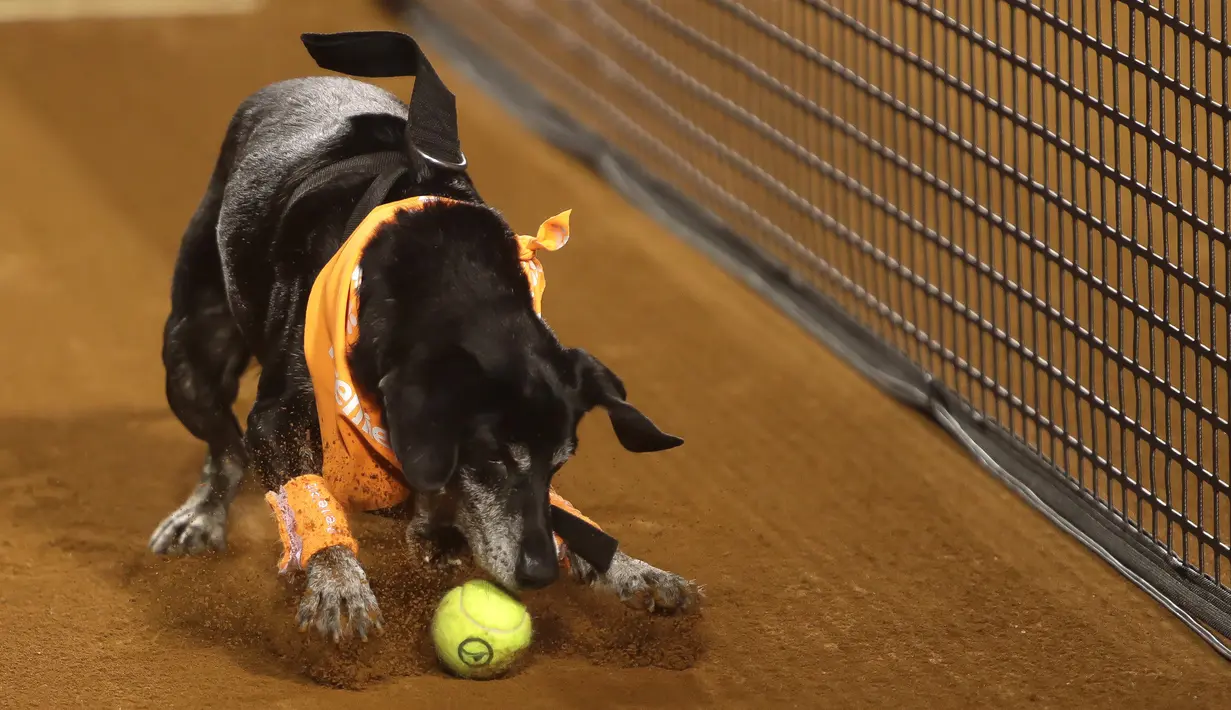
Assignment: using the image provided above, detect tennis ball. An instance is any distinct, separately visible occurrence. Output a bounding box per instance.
[431,579,532,679]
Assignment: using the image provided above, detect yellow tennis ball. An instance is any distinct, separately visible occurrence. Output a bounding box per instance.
[431,579,532,679]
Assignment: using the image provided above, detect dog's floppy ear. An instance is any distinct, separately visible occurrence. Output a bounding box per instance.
[380,348,486,491]
[569,349,683,453]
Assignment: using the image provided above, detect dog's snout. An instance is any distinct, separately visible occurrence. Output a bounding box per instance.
[515,547,559,590]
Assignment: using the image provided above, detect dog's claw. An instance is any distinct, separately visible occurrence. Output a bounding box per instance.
[404,522,468,571]
[422,550,466,571]
[148,491,228,556]
[298,546,384,644]
[622,571,699,614]
[653,575,702,613]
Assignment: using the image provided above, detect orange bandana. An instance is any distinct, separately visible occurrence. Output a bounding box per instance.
[264,196,595,573]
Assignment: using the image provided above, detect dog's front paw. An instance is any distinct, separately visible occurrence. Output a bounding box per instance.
[404,523,468,571]
[297,546,384,643]
[588,551,702,614]
[149,487,228,556]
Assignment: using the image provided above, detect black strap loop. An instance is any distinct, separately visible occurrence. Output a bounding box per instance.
[551,506,619,574]
[301,31,467,170]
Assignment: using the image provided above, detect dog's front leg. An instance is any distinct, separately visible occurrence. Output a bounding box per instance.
[247,376,383,643]
[564,549,702,614]
[550,494,700,613]
[403,494,468,571]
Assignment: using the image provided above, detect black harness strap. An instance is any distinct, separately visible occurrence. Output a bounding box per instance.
[345,162,411,236]
[283,151,409,229]
[552,507,618,574]
[301,30,467,170]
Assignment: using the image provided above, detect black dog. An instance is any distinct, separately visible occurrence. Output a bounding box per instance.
[148,33,699,643]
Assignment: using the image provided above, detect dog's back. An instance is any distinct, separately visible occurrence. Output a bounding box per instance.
[219,76,407,228]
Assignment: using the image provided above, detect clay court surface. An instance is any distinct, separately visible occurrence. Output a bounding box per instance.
[0,1,1227,707]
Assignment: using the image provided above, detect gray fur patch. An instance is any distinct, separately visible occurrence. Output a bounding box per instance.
[148,452,245,556]
[454,470,522,590]
[299,545,383,643]
[509,443,532,473]
[565,550,701,614]
[552,443,574,467]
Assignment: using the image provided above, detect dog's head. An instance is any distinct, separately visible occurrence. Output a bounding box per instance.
[378,338,680,591]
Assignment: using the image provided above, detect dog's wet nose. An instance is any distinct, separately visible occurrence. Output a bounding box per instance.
[515,548,559,590]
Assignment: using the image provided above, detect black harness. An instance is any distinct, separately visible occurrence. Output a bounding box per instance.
[291,31,617,575]
[284,31,468,236]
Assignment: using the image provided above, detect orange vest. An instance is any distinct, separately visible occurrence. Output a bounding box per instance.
[264,196,598,573]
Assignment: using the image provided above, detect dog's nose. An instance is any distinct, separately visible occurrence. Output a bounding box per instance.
[514,548,559,590]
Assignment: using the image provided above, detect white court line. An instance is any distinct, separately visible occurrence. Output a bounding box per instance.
[0,0,265,22]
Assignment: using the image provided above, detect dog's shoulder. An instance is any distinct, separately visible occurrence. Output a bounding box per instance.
[217,76,411,239]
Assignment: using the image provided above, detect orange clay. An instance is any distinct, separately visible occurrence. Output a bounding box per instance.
[264,196,581,572]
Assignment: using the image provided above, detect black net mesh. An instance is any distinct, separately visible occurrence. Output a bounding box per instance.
[415,0,1231,623]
